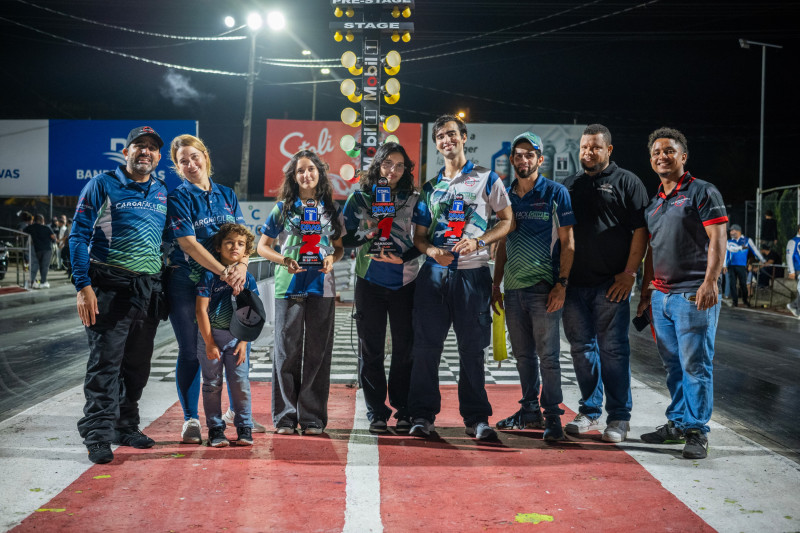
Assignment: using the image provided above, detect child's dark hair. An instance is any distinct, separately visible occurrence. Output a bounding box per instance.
[214,223,255,257]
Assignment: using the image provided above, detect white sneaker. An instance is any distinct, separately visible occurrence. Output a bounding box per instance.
[32,281,41,289]
[565,413,603,435]
[181,418,202,444]
[39,282,50,289]
[223,408,267,433]
[303,425,324,435]
[787,303,799,317]
[601,420,630,443]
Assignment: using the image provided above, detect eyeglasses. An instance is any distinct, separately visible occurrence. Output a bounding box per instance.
[381,161,405,172]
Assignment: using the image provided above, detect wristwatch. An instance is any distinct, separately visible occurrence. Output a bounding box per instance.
[476,238,486,249]
[557,277,569,287]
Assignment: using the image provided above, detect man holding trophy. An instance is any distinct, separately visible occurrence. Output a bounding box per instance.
[407,114,515,441]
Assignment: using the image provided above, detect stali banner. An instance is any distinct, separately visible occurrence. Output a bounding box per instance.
[425,123,586,185]
[264,119,422,200]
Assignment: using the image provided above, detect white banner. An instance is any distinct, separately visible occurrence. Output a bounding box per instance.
[240,201,276,237]
[425,123,586,184]
[0,120,49,196]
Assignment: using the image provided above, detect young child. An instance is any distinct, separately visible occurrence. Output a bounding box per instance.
[195,223,259,447]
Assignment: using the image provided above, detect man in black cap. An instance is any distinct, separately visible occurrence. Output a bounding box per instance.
[70,126,168,464]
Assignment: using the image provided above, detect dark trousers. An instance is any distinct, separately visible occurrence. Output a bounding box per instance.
[408,264,493,426]
[727,265,749,306]
[355,277,415,422]
[78,285,159,446]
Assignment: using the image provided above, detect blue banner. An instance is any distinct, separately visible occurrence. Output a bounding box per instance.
[48,119,197,196]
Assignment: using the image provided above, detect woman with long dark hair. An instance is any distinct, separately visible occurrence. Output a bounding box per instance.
[342,142,421,433]
[257,150,344,435]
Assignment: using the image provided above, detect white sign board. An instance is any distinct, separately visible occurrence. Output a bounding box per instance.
[0,120,49,196]
[425,123,586,184]
[240,201,276,237]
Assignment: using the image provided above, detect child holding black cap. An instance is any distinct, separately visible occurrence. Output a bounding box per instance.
[195,223,259,447]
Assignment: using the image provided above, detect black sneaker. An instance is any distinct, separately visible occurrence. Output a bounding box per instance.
[236,426,253,446]
[369,419,388,433]
[409,418,434,438]
[394,417,412,433]
[682,429,708,459]
[208,427,229,448]
[113,428,155,449]
[543,416,565,442]
[640,421,685,444]
[495,408,545,430]
[87,442,113,464]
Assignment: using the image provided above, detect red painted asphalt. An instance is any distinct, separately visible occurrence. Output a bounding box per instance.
[13,384,713,532]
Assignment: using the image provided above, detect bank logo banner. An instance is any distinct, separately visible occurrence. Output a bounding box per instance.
[48,119,197,196]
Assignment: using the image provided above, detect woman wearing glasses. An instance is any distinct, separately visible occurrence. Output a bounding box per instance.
[342,142,421,433]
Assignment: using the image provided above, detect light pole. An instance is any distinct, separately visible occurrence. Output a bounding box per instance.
[231,11,285,201]
[739,38,782,241]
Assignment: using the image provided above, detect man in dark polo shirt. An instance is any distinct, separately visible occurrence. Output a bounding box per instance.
[561,124,649,443]
[636,127,727,460]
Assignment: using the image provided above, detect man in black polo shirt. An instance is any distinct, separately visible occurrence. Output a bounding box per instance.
[636,127,727,460]
[561,124,649,443]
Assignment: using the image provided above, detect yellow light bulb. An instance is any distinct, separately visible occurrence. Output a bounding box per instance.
[346,32,355,42]
[334,7,343,17]
[334,32,343,42]
[402,32,411,43]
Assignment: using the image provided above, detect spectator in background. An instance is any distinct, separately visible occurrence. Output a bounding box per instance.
[786,226,800,318]
[16,211,33,269]
[724,224,764,308]
[761,210,778,249]
[23,214,56,289]
[756,244,783,288]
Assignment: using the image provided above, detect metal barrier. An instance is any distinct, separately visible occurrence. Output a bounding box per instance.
[0,226,31,287]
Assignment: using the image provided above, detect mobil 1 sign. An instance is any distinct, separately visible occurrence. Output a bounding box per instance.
[48,119,197,195]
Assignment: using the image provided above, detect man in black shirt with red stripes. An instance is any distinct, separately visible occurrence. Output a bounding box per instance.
[637,127,727,460]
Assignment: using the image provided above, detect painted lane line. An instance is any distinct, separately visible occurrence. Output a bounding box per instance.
[343,388,383,533]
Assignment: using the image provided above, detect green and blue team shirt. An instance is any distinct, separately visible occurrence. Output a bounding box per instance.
[342,190,421,290]
[261,200,343,299]
[412,161,511,270]
[196,270,258,331]
[70,166,167,291]
[504,176,576,290]
[167,179,244,282]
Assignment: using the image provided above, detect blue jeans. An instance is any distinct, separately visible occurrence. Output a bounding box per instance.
[407,264,493,426]
[169,268,240,420]
[504,284,564,417]
[562,282,632,422]
[196,329,252,430]
[651,290,719,434]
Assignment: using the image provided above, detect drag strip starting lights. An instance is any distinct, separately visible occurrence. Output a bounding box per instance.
[331,0,414,182]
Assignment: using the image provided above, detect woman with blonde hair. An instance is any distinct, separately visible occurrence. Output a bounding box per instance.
[166,134,263,444]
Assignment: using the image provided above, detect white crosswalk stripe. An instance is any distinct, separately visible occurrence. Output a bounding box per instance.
[150,306,578,386]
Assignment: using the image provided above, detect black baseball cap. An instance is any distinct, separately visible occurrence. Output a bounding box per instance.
[229,288,266,342]
[126,126,164,149]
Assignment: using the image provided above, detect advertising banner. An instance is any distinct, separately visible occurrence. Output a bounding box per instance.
[239,200,277,237]
[264,119,422,200]
[48,119,197,196]
[0,120,49,196]
[425,123,586,184]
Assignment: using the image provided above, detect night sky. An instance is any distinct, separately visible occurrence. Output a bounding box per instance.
[1,0,797,208]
